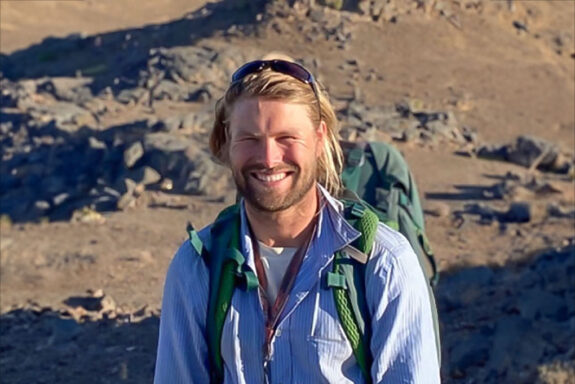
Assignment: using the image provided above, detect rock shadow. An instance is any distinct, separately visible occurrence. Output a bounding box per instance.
[436,245,575,383]
[0,308,159,384]
[1,245,573,383]
[1,116,231,223]
[0,0,267,93]
[426,184,505,201]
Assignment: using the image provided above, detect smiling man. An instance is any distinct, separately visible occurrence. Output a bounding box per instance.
[154,59,440,383]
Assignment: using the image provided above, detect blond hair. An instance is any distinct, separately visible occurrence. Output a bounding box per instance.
[209,61,344,196]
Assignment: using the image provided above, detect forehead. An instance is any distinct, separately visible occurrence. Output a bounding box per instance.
[229,97,314,135]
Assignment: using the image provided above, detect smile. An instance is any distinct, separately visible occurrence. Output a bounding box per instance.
[252,172,288,183]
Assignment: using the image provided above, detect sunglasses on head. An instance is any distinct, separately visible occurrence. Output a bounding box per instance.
[231,59,322,122]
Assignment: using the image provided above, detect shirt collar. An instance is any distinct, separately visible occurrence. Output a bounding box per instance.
[238,183,361,272]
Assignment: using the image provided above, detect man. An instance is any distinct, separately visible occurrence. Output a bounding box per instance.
[154,59,440,383]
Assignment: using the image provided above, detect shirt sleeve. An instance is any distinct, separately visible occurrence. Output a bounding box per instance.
[366,231,441,384]
[154,241,211,384]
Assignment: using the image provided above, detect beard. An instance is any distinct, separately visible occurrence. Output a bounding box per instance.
[232,161,317,213]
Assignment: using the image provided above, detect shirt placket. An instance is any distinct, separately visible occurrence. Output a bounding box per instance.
[252,229,314,383]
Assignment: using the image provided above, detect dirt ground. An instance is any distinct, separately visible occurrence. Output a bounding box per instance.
[1,0,574,383]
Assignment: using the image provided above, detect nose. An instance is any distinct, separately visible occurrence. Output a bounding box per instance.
[258,139,282,168]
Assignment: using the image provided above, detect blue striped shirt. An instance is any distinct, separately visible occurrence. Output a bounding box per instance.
[154,186,440,383]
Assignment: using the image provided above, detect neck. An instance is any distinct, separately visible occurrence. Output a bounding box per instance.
[245,187,320,248]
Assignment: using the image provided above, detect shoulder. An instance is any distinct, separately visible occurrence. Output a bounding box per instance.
[372,222,410,254]
[365,223,432,324]
[368,223,425,289]
[165,225,212,288]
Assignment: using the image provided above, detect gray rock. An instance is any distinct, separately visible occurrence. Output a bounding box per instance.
[63,296,102,311]
[36,77,93,103]
[116,88,146,104]
[507,135,558,168]
[419,129,440,145]
[0,79,34,108]
[123,141,144,169]
[91,195,118,212]
[142,132,232,196]
[143,45,253,95]
[182,146,231,196]
[116,178,138,210]
[88,137,107,150]
[181,112,211,132]
[20,100,96,130]
[143,132,190,154]
[397,124,419,142]
[498,202,531,223]
[52,193,70,207]
[34,200,51,212]
[477,135,565,172]
[513,20,529,33]
[151,79,191,101]
[101,186,122,199]
[460,125,479,143]
[310,7,328,22]
[547,203,575,219]
[475,144,508,161]
[463,203,497,221]
[155,116,182,132]
[187,87,212,102]
[125,166,161,186]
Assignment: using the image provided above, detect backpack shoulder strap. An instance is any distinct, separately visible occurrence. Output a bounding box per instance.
[194,204,258,384]
[327,199,379,383]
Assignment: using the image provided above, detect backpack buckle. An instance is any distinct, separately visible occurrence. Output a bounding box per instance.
[326,272,347,289]
[187,222,204,255]
[350,203,366,219]
[225,248,259,291]
[235,269,259,291]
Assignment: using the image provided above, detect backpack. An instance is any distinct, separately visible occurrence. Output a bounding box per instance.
[186,140,440,383]
[339,141,441,370]
[340,141,439,286]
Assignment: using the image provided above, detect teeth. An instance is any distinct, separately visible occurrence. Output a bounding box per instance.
[255,173,287,182]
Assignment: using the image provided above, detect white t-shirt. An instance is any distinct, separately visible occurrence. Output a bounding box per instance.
[258,241,297,303]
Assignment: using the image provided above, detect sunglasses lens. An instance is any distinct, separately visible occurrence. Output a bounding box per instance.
[231,61,266,82]
[231,60,314,85]
[271,61,312,84]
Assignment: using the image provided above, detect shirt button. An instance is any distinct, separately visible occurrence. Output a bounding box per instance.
[275,328,282,337]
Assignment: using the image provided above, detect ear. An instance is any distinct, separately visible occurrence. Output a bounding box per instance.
[315,120,327,158]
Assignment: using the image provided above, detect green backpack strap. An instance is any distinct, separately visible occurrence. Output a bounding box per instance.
[327,200,379,383]
[192,204,258,384]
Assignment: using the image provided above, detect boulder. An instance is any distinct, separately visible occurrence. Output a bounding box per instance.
[36,77,93,104]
